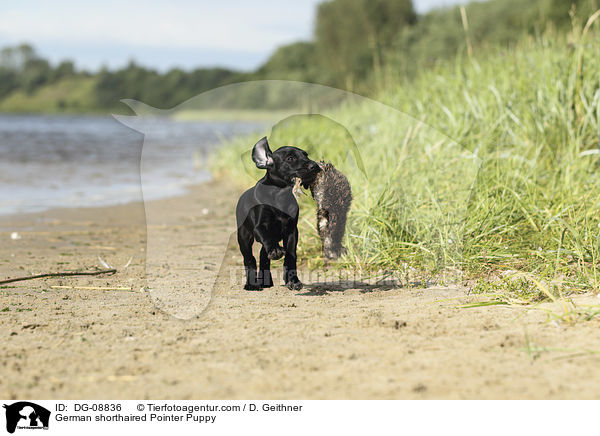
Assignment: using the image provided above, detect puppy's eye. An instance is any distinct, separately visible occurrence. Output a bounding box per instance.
[286,156,295,162]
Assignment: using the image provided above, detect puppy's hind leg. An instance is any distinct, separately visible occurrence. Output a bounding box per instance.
[283,227,302,290]
[258,247,274,288]
[238,226,261,290]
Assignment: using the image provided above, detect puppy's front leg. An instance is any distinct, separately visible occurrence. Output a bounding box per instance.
[283,227,302,290]
[258,247,274,288]
[254,224,285,260]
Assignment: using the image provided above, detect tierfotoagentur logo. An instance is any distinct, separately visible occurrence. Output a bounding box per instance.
[2,402,50,434]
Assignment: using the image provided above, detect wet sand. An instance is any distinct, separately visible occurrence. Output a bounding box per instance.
[1,180,600,399]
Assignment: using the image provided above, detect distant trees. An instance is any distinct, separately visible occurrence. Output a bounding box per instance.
[0,44,47,97]
[0,44,81,100]
[0,44,246,111]
[393,0,599,78]
[20,58,51,94]
[257,42,319,82]
[0,67,19,100]
[314,0,416,90]
[307,0,598,89]
[94,62,240,110]
[0,0,597,112]
[52,60,75,81]
[260,0,596,92]
[0,44,36,70]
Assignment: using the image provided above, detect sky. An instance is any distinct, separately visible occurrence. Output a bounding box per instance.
[0,0,467,72]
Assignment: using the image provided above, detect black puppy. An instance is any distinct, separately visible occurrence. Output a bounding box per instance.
[236,137,320,290]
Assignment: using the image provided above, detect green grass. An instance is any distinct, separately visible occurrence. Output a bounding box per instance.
[211,18,600,305]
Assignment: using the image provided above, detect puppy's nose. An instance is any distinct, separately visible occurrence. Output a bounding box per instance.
[308,161,319,171]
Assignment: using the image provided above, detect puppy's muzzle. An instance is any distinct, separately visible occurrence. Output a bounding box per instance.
[300,162,321,189]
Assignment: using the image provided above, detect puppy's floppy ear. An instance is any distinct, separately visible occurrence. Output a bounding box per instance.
[252,136,274,169]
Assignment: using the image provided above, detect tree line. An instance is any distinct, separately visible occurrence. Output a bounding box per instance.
[0,0,596,112]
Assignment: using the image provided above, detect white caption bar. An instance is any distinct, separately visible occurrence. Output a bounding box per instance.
[0,400,596,436]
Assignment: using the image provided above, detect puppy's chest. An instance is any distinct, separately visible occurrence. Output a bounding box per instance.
[256,191,298,223]
[272,199,299,221]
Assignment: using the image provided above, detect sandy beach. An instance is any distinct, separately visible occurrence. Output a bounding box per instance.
[1,179,600,399]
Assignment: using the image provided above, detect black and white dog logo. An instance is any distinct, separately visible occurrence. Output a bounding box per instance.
[3,402,50,434]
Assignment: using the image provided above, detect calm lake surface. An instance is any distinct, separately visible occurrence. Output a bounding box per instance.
[0,114,265,216]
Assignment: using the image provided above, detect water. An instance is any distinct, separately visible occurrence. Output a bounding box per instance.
[0,114,265,216]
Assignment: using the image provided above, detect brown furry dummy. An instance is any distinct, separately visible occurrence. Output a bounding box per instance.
[296,162,352,260]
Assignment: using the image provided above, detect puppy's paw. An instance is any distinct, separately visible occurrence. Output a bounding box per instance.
[244,283,263,291]
[286,278,303,291]
[267,245,285,260]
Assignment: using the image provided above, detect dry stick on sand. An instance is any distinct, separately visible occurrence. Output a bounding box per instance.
[0,268,116,285]
[50,285,131,291]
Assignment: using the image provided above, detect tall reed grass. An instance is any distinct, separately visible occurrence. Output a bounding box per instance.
[211,17,600,296]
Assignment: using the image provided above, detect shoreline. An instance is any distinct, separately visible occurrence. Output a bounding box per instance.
[0,178,211,228]
[2,178,600,399]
